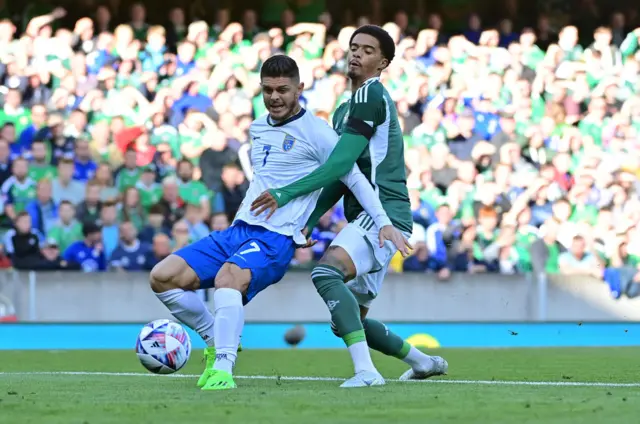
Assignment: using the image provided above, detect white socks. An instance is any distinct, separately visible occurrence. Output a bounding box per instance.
[212,288,244,374]
[348,341,377,374]
[155,289,216,347]
[402,346,434,372]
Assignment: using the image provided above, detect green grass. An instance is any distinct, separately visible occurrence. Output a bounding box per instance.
[0,348,639,424]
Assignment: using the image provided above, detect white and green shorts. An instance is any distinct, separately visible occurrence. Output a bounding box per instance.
[330,212,407,308]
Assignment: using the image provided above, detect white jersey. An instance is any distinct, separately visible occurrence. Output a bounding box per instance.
[234,109,390,245]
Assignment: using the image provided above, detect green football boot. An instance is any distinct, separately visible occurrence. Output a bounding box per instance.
[201,370,237,391]
[196,341,243,387]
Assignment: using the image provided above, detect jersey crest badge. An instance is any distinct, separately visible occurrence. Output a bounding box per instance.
[282,134,295,152]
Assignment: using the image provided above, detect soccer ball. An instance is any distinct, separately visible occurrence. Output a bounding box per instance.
[136,319,191,374]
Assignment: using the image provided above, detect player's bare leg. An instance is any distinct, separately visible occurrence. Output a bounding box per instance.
[311,246,385,388]
[201,263,251,391]
[150,255,217,387]
[357,306,448,380]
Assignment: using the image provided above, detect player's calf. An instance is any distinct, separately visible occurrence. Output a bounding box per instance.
[311,247,378,376]
[207,264,251,381]
[150,254,217,356]
[331,310,447,379]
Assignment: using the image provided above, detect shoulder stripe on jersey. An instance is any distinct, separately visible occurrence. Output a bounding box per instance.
[354,84,370,104]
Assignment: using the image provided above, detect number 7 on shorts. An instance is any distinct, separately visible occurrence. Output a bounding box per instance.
[238,242,261,256]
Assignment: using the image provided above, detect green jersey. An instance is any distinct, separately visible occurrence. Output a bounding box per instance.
[116,168,143,192]
[2,177,37,213]
[331,78,412,233]
[179,180,211,205]
[0,106,31,136]
[28,163,57,182]
[136,181,163,210]
[47,221,83,252]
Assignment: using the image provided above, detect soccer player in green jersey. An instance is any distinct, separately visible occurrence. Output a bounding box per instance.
[252,25,448,387]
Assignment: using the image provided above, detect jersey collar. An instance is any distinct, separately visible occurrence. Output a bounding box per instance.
[267,108,306,127]
[363,76,380,84]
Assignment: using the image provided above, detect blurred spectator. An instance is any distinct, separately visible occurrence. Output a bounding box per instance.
[139,204,170,244]
[52,158,86,205]
[144,233,172,269]
[100,201,119,259]
[0,140,12,187]
[47,200,82,253]
[559,235,603,278]
[76,181,102,224]
[120,186,144,230]
[25,179,58,235]
[157,176,184,227]
[210,212,230,232]
[4,212,44,269]
[424,204,455,279]
[73,139,98,182]
[171,219,190,251]
[94,163,119,202]
[109,220,150,271]
[184,202,209,242]
[28,140,56,181]
[220,162,247,222]
[63,222,106,272]
[2,157,36,222]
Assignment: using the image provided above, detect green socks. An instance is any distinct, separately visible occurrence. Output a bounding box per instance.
[311,265,366,347]
[363,318,411,359]
[311,264,412,362]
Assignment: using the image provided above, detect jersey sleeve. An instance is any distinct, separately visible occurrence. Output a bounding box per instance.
[310,120,340,163]
[340,165,392,229]
[345,83,386,141]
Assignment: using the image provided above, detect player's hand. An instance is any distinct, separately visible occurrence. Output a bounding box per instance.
[251,190,279,220]
[299,227,317,249]
[379,225,413,258]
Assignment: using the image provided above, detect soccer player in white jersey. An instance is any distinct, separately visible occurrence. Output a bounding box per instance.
[252,25,448,388]
[149,54,409,391]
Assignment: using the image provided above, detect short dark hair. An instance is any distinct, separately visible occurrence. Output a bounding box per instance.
[149,204,166,215]
[178,159,193,168]
[350,25,395,65]
[102,200,118,209]
[260,55,300,82]
[82,222,102,237]
[15,211,30,221]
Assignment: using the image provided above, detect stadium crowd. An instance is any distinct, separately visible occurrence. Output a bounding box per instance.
[0,2,640,296]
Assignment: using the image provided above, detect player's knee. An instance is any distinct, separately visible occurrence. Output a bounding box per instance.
[150,255,196,293]
[214,264,251,293]
[317,246,356,281]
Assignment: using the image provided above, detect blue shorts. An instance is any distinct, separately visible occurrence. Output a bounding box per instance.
[174,221,295,304]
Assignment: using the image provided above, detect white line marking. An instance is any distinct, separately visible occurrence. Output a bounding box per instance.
[0,371,639,388]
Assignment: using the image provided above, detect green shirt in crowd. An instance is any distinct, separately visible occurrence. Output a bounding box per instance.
[47,221,83,253]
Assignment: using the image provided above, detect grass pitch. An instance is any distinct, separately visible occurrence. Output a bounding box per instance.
[1,348,639,424]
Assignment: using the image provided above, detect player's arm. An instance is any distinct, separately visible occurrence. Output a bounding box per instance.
[251,86,384,213]
[305,181,347,232]
[339,165,391,229]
